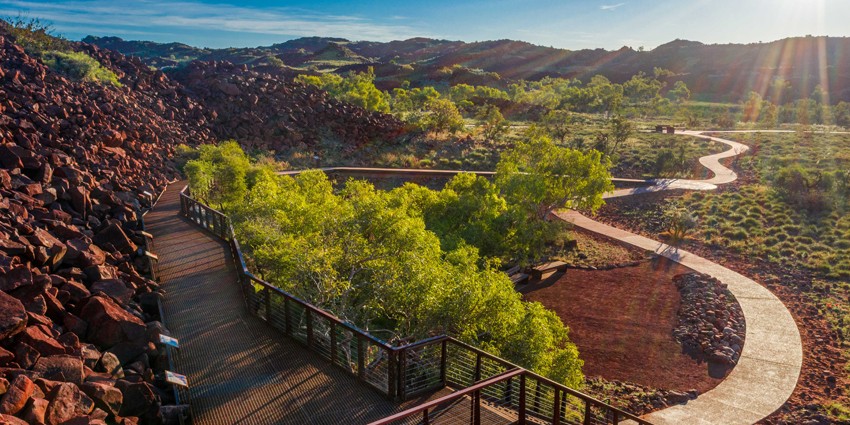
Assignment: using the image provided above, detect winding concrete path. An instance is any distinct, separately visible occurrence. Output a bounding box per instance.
[557,130,803,424]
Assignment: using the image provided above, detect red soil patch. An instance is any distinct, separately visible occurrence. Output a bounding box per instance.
[521,258,723,394]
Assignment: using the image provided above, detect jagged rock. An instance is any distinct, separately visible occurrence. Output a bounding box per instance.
[18,326,66,356]
[95,353,123,379]
[45,382,95,425]
[80,382,122,417]
[92,223,137,256]
[33,356,84,385]
[115,381,155,417]
[22,397,49,425]
[0,374,35,415]
[79,296,145,349]
[14,342,40,370]
[0,266,32,292]
[90,280,133,306]
[64,239,105,268]
[0,413,28,425]
[0,291,27,339]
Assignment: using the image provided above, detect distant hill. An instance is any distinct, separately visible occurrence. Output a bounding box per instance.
[85,35,850,103]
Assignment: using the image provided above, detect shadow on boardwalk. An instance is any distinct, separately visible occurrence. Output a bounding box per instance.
[145,182,444,425]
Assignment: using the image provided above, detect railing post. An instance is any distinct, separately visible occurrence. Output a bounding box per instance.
[533,378,542,413]
[423,408,430,425]
[519,374,527,425]
[473,389,481,425]
[306,309,314,349]
[284,297,292,335]
[439,339,447,387]
[264,287,271,321]
[330,322,337,365]
[553,389,561,425]
[613,411,619,425]
[388,349,397,400]
[357,336,365,381]
[398,348,407,400]
[583,400,592,425]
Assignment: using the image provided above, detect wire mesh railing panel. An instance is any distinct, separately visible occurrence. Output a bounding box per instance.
[267,291,288,331]
[479,356,511,381]
[402,343,443,397]
[287,301,309,344]
[363,341,391,394]
[334,327,358,373]
[311,314,333,361]
[559,392,587,425]
[445,343,477,388]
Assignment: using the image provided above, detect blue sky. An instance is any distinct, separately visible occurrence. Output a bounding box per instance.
[1,0,849,50]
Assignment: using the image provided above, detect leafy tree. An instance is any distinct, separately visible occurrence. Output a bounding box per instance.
[41,51,122,87]
[668,81,691,103]
[495,135,614,221]
[742,91,763,122]
[423,98,465,134]
[476,104,508,141]
[183,140,250,210]
[593,115,633,159]
[541,109,572,143]
[833,102,850,128]
[296,68,389,113]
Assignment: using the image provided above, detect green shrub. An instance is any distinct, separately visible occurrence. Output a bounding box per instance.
[41,50,122,87]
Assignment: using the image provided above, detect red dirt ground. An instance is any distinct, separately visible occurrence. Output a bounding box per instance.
[521,258,724,394]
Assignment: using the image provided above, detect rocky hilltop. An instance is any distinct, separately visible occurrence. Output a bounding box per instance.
[0,25,404,424]
[169,60,405,152]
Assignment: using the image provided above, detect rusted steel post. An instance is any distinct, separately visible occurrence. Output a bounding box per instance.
[553,389,561,425]
[357,336,365,381]
[423,408,430,425]
[330,322,337,365]
[284,297,292,335]
[306,309,314,349]
[388,348,397,399]
[473,389,481,425]
[519,374,527,424]
[264,287,271,321]
[583,400,592,425]
[439,340,447,386]
[398,348,407,400]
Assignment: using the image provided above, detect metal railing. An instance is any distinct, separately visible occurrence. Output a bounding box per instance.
[178,186,651,424]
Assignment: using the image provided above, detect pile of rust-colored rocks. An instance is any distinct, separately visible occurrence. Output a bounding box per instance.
[0,29,210,424]
[673,273,746,366]
[169,60,406,152]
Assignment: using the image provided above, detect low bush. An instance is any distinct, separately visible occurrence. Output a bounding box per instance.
[41,50,122,87]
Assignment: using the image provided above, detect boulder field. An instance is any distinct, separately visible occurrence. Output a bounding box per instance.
[0,24,406,425]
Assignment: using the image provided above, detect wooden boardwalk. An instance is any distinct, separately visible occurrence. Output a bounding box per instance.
[145,182,446,425]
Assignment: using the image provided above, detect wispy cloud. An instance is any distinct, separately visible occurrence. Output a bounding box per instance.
[600,3,626,11]
[0,0,427,42]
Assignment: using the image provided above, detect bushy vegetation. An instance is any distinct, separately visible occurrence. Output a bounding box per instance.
[2,17,122,87]
[296,68,389,113]
[184,139,615,387]
[41,50,122,87]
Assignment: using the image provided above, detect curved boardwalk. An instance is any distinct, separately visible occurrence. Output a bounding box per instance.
[558,130,803,424]
[145,182,443,425]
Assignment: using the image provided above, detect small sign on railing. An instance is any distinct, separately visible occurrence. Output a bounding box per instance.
[159,334,180,348]
[166,371,189,388]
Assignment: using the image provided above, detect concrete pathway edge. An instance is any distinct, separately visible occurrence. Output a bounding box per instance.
[557,131,803,425]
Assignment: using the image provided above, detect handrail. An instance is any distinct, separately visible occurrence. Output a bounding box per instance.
[367,368,525,425]
[178,184,652,424]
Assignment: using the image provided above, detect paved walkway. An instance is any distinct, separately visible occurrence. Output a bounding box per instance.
[145,182,445,425]
[557,131,803,424]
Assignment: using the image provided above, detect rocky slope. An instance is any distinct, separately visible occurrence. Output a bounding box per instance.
[0,23,410,423]
[168,60,406,153]
[0,31,207,425]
